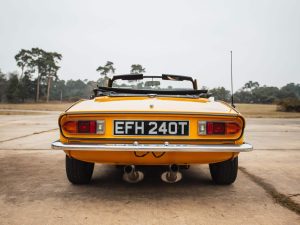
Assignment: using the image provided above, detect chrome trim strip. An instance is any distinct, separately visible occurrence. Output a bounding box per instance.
[64,111,239,116]
[51,141,253,152]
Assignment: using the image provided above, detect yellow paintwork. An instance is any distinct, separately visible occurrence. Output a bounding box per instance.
[67,96,238,114]
[67,151,239,165]
[59,96,245,165]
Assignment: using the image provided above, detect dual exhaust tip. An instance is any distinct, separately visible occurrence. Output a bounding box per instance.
[161,164,182,183]
[122,164,182,183]
[122,165,144,183]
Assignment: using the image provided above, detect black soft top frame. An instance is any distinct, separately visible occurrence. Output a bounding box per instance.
[92,74,208,97]
[94,86,207,96]
[107,74,198,90]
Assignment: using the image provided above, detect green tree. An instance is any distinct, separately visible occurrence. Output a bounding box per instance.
[42,51,62,102]
[6,72,20,103]
[0,69,8,102]
[84,80,97,97]
[16,48,62,102]
[31,48,62,102]
[96,61,115,86]
[209,87,231,102]
[15,49,33,78]
[15,48,44,102]
[50,79,66,101]
[235,81,283,103]
[243,81,260,91]
[234,90,253,103]
[18,73,35,102]
[96,61,115,78]
[235,81,261,103]
[64,79,88,101]
[130,64,146,74]
[252,86,280,103]
[279,83,300,99]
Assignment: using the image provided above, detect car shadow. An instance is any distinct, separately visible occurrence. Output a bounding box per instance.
[61,165,236,202]
[1,155,238,205]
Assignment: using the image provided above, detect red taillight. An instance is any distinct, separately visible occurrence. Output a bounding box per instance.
[206,122,213,134]
[199,121,241,135]
[207,122,226,135]
[78,121,96,133]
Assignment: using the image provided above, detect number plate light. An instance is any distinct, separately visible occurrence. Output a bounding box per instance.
[96,120,105,134]
[198,121,207,135]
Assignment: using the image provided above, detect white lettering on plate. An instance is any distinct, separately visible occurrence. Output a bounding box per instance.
[135,121,144,134]
[115,121,124,134]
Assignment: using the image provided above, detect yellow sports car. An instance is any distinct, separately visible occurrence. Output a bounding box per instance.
[52,74,253,185]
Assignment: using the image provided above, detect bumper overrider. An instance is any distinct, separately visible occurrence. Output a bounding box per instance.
[51,141,253,152]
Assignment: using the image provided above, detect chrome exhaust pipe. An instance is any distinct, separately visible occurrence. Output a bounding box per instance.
[122,165,144,183]
[161,164,182,183]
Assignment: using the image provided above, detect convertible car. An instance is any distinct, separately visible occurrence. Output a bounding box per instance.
[52,74,253,185]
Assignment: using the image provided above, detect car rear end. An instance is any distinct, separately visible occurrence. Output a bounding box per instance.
[52,97,253,185]
[53,111,251,165]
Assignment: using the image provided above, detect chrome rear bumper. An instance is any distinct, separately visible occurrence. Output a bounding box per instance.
[51,141,253,153]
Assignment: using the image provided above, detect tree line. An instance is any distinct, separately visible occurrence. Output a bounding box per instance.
[0,48,146,102]
[0,48,299,105]
[14,48,62,102]
[210,81,300,104]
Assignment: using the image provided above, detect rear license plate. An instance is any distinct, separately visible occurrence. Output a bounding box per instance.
[114,120,189,136]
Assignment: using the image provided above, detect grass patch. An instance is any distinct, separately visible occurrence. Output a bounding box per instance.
[0,102,72,111]
[1,102,300,118]
[236,104,300,118]
[277,98,300,112]
[0,111,48,115]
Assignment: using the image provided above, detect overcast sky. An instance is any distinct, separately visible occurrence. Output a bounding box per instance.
[0,0,299,90]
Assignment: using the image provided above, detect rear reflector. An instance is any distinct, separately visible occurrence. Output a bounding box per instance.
[207,122,225,135]
[78,121,96,133]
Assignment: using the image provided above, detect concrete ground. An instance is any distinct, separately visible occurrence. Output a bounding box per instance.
[0,111,299,225]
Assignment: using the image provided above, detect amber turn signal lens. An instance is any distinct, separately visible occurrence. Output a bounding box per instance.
[63,121,77,133]
[226,122,241,135]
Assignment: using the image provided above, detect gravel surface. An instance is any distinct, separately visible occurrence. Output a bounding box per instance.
[0,114,299,225]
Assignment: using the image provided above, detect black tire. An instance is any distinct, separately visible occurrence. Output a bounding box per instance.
[66,155,94,184]
[209,157,238,185]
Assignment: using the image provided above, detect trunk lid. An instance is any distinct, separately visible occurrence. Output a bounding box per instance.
[66,96,238,115]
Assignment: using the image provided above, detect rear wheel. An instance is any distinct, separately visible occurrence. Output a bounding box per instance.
[66,155,94,184]
[209,157,238,185]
